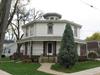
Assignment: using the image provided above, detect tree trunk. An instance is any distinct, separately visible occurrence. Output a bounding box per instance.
[16,43,22,57]
[0,33,5,56]
[0,0,12,57]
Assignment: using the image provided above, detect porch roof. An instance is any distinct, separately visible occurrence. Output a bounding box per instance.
[17,36,86,44]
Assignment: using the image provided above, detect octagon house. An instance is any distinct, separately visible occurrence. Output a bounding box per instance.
[18,13,84,62]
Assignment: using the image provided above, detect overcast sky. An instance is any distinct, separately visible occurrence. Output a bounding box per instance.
[28,0,100,40]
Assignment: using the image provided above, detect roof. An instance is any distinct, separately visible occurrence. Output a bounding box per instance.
[86,40,100,43]
[17,36,85,44]
[43,13,62,19]
[22,20,82,28]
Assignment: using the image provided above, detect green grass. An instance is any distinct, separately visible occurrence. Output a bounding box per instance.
[51,61,100,73]
[0,62,52,75]
[0,57,11,61]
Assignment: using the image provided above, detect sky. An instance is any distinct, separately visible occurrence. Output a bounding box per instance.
[28,0,100,40]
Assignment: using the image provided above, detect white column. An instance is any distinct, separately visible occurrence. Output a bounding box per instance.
[77,44,80,56]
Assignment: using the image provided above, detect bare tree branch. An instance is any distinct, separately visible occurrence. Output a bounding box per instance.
[11,22,18,29]
[20,34,24,39]
[10,24,18,39]
[7,0,19,28]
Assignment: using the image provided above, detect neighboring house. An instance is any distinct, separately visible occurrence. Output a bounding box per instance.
[3,40,17,57]
[80,41,100,58]
[18,13,84,62]
[80,44,87,57]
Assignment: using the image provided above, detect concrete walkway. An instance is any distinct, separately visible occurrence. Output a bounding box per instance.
[0,70,11,75]
[37,63,67,75]
[37,63,100,75]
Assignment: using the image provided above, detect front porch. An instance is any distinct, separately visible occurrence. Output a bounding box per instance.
[20,41,58,63]
[17,36,84,63]
[22,41,57,56]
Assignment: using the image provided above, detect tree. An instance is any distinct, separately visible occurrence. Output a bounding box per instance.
[27,8,44,22]
[85,32,100,41]
[7,0,30,56]
[5,26,15,40]
[0,0,29,57]
[58,23,77,68]
[7,6,43,57]
[18,8,44,24]
[0,0,12,56]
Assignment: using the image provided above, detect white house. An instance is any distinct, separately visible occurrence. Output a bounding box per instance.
[18,13,84,62]
[3,40,17,57]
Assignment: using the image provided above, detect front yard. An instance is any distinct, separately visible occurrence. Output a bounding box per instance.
[0,62,52,75]
[51,60,100,73]
[0,59,100,75]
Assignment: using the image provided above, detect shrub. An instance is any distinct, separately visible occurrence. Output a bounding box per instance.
[22,59,32,63]
[31,56,39,63]
[10,53,23,60]
[1,55,5,58]
[88,52,97,58]
[78,56,88,62]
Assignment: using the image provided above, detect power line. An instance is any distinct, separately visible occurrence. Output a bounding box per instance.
[80,0,94,7]
[80,0,100,11]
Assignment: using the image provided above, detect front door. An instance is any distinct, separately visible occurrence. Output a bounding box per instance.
[47,42,53,55]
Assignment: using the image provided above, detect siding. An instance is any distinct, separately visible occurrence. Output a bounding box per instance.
[32,41,43,55]
[56,41,60,54]
[22,22,80,39]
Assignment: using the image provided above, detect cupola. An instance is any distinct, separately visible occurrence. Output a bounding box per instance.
[43,13,62,20]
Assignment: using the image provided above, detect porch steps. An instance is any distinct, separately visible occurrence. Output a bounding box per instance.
[39,56,57,63]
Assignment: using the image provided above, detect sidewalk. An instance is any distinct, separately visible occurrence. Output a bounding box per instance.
[69,67,100,75]
[37,63,67,75]
[0,70,11,75]
[38,63,100,75]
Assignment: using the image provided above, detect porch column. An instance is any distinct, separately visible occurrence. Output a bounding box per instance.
[77,44,81,56]
[25,42,28,55]
[30,41,33,57]
[53,41,56,56]
[43,41,47,56]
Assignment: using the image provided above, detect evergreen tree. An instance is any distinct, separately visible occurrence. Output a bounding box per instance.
[58,23,78,68]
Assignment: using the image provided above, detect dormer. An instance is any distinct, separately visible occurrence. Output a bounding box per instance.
[43,13,62,20]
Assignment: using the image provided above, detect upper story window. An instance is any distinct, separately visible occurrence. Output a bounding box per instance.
[50,17,54,20]
[48,23,53,34]
[74,26,78,37]
[30,25,34,36]
[26,27,28,37]
[8,49,11,54]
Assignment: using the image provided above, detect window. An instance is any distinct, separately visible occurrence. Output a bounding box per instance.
[55,17,58,20]
[74,26,78,37]
[30,25,34,36]
[26,27,28,36]
[48,23,53,34]
[48,43,52,53]
[8,49,11,53]
[50,17,54,20]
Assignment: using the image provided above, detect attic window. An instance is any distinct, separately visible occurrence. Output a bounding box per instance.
[50,17,54,20]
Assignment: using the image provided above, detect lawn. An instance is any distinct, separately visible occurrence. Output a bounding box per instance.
[0,57,11,61]
[51,61,100,73]
[0,62,52,75]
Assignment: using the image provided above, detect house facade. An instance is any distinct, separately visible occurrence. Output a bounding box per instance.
[3,40,17,57]
[18,13,84,62]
